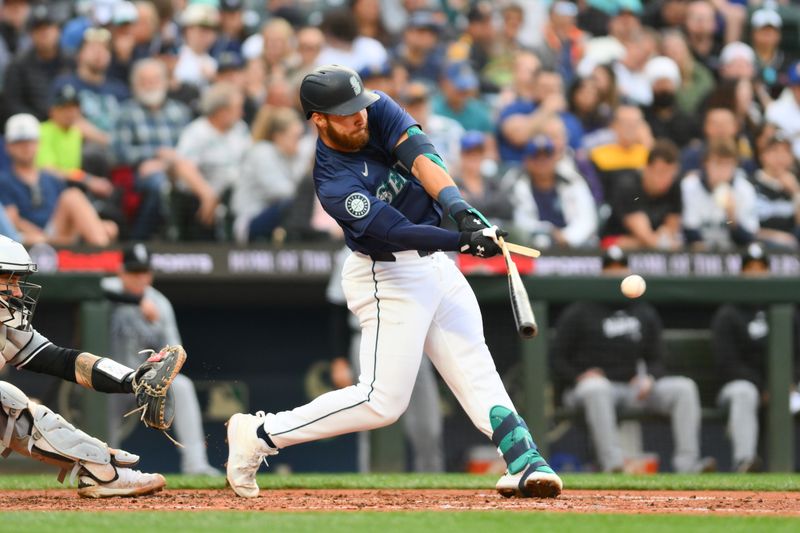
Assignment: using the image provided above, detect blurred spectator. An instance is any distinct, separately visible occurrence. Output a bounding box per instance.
[683,0,720,72]
[509,134,598,249]
[718,41,756,82]
[103,243,221,476]
[568,76,611,134]
[351,0,394,48]
[288,25,324,88]
[750,8,788,101]
[210,0,246,59]
[1,3,68,124]
[480,2,525,90]
[536,0,587,86]
[214,51,258,124]
[601,139,683,250]
[454,131,511,226]
[242,17,296,107]
[400,81,464,171]
[113,59,217,240]
[608,0,644,45]
[0,113,116,246]
[316,8,387,72]
[358,61,399,100]
[752,131,800,249]
[36,83,115,204]
[131,0,161,58]
[681,105,756,174]
[661,28,715,117]
[0,199,21,240]
[590,105,652,198]
[107,1,140,86]
[498,68,584,163]
[613,28,657,106]
[542,112,604,207]
[681,138,758,250]
[431,62,492,134]
[176,81,251,237]
[495,49,540,112]
[60,0,112,56]
[710,244,800,473]
[643,0,689,31]
[643,56,698,149]
[52,27,129,149]
[175,3,219,89]
[0,0,32,82]
[231,106,313,243]
[765,61,800,161]
[551,246,715,473]
[447,1,498,93]
[391,9,446,85]
[590,63,620,117]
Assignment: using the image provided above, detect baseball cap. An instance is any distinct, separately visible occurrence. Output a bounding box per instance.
[614,0,643,16]
[467,2,493,23]
[80,26,112,48]
[443,62,479,92]
[112,1,138,26]
[358,61,393,81]
[399,81,431,105]
[217,51,244,72]
[123,243,152,272]
[181,3,220,28]
[5,114,40,143]
[461,130,486,152]
[407,10,444,31]
[29,3,60,29]
[645,56,681,88]
[602,245,629,268]
[50,84,80,108]
[220,0,244,11]
[764,130,792,149]
[751,9,782,29]
[719,41,755,67]
[523,134,555,158]
[741,243,769,269]
[551,1,579,17]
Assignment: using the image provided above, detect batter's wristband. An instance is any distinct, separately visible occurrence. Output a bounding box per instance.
[438,185,471,217]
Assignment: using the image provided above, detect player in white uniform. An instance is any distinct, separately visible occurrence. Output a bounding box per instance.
[0,235,165,498]
[226,66,562,498]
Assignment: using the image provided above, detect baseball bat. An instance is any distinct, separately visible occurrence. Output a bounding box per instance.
[498,236,538,338]
[504,242,541,258]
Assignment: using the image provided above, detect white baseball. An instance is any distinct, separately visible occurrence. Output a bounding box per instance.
[621,274,646,299]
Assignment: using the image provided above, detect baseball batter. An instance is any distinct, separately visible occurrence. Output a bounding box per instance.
[227,65,562,499]
[0,235,170,498]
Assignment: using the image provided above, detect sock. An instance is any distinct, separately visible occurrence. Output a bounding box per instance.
[256,424,276,449]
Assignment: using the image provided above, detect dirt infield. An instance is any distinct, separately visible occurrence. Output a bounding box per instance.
[3,489,800,515]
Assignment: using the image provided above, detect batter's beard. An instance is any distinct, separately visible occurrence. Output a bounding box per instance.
[325,122,370,151]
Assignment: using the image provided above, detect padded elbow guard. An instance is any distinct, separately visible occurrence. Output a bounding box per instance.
[394,127,448,172]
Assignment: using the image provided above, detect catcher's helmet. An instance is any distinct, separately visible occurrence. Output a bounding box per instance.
[300,64,380,119]
[0,235,40,331]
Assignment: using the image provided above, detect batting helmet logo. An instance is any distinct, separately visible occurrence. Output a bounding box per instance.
[345,193,370,218]
[350,76,361,96]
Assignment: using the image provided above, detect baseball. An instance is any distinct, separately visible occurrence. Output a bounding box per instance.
[621,274,646,299]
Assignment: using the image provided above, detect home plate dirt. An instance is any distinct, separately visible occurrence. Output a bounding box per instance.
[3,489,800,515]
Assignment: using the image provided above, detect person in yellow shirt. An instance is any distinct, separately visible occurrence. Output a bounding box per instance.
[37,83,114,200]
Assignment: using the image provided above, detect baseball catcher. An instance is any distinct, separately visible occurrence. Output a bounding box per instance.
[0,235,185,498]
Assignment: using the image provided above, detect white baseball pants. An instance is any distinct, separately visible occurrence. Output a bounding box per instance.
[265,251,515,448]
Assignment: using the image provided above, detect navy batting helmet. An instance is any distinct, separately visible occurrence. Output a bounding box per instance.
[299,65,380,119]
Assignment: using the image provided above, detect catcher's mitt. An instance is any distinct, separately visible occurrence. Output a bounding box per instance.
[126,345,187,436]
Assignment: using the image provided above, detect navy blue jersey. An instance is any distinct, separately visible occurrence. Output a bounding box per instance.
[314,91,450,255]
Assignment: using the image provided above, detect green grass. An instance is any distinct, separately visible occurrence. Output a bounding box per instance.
[0,472,798,491]
[0,512,798,533]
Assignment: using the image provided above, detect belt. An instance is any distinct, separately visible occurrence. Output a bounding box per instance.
[368,250,434,262]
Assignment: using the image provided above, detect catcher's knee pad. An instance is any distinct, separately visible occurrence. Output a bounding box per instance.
[1,381,139,484]
[490,406,537,475]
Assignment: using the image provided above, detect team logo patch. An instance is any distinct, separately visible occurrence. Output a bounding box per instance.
[350,76,362,96]
[345,193,370,218]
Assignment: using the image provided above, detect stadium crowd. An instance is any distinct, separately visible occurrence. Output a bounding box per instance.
[0,0,798,252]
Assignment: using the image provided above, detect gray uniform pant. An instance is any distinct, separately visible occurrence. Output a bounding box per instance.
[717,380,759,465]
[564,375,702,472]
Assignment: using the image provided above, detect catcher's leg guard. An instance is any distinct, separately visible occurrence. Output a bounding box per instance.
[0,380,139,484]
[490,406,562,498]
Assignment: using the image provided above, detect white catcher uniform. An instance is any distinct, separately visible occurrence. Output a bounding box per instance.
[226,67,561,499]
